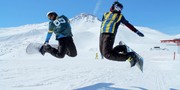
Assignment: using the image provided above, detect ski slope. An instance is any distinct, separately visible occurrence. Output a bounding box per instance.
[0,13,180,90]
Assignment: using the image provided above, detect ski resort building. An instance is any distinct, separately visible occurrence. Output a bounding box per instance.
[161,39,180,54]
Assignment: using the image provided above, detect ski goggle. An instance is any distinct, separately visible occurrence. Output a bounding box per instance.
[114,4,122,12]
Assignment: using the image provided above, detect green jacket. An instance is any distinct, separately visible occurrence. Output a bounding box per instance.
[45,15,73,42]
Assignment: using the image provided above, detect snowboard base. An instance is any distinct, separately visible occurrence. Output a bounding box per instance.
[26,43,43,54]
[119,41,144,72]
[26,43,58,55]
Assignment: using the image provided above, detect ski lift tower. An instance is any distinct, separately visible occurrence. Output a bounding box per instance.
[161,39,180,54]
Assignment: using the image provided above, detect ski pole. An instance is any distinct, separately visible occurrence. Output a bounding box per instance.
[173,52,176,60]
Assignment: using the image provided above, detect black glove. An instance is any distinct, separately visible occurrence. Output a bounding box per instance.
[136,31,144,37]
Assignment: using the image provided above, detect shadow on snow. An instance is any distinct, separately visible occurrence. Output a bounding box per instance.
[75,83,148,90]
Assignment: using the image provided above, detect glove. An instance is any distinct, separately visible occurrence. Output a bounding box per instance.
[136,31,144,37]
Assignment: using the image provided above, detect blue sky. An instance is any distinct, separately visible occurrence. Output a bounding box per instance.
[0,0,180,35]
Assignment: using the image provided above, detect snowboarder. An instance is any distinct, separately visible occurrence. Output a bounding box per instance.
[99,1,144,67]
[40,11,77,58]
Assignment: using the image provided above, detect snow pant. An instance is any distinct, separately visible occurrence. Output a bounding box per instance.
[99,33,128,61]
[45,37,77,58]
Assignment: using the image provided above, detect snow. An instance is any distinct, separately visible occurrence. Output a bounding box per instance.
[0,14,180,90]
[175,34,180,38]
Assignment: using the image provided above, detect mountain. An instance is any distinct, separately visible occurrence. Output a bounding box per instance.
[0,13,174,57]
[70,13,100,23]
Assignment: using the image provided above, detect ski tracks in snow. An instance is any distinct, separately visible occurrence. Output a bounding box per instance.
[145,60,180,90]
[1,54,180,90]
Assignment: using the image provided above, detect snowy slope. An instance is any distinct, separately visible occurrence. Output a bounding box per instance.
[0,13,175,57]
[0,13,180,90]
[175,34,180,39]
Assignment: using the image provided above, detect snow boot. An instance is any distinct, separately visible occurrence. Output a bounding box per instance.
[39,44,52,55]
[39,45,46,55]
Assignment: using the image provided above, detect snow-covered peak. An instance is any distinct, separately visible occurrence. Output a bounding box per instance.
[70,13,100,23]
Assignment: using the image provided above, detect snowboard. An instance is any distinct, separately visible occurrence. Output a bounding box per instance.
[119,41,144,72]
[26,43,43,54]
[26,43,58,55]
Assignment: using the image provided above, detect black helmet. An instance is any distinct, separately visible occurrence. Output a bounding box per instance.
[46,11,58,17]
[110,1,123,13]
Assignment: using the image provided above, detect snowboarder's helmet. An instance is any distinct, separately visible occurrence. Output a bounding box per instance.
[110,1,123,13]
[46,11,58,17]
